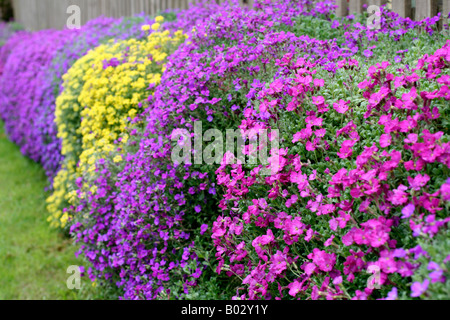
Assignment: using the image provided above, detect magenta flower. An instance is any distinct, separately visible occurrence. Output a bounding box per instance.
[333,99,350,114]
[309,248,336,272]
[407,174,430,190]
[389,184,409,205]
[288,280,302,297]
[439,179,450,200]
[337,140,356,159]
[324,235,335,247]
[332,276,343,285]
[379,134,392,148]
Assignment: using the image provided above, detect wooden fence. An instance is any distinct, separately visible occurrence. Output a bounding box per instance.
[10,0,254,30]
[335,0,449,20]
[10,0,450,31]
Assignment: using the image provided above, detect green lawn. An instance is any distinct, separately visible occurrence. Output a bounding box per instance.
[0,122,103,299]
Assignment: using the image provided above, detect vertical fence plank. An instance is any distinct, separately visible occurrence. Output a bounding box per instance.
[348,0,367,15]
[335,0,348,17]
[391,0,412,18]
[11,0,254,30]
[371,0,387,7]
[415,0,438,20]
[444,0,450,19]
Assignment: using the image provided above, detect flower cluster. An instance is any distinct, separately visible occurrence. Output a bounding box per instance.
[213,33,450,300]
[0,0,448,300]
[0,21,23,47]
[0,29,75,162]
[48,18,187,228]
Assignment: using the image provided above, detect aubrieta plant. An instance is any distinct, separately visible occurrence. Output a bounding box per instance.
[0,0,448,300]
[69,1,449,300]
[48,17,187,228]
[0,29,75,161]
[0,21,23,47]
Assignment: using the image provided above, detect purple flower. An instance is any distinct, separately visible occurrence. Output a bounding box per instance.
[385,287,398,300]
[393,248,407,258]
[363,49,373,58]
[410,279,429,297]
[429,269,445,283]
[401,203,415,219]
[200,224,208,235]
[444,255,450,264]
[332,276,343,285]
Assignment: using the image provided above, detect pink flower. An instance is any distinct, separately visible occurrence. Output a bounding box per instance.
[288,280,302,297]
[333,276,343,285]
[304,228,314,242]
[288,217,304,236]
[404,159,426,171]
[337,140,356,159]
[379,134,392,148]
[309,248,336,272]
[312,96,325,105]
[306,140,317,151]
[293,126,313,141]
[314,79,325,87]
[422,198,443,214]
[399,118,417,133]
[389,184,409,205]
[333,99,350,114]
[305,115,323,127]
[440,179,450,201]
[324,235,335,247]
[292,132,302,143]
[407,174,430,191]
[270,250,287,275]
[305,262,316,276]
[342,229,355,246]
[315,128,326,138]
[317,204,335,216]
[270,79,284,93]
[404,133,418,144]
[285,194,298,208]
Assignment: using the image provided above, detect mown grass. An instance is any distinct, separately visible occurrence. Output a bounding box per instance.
[0,122,105,300]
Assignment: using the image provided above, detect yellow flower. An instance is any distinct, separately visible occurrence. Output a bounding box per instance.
[49,28,187,228]
[60,213,69,227]
[141,24,150,31]
[90,185,98,194]
[155,16,164,23]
